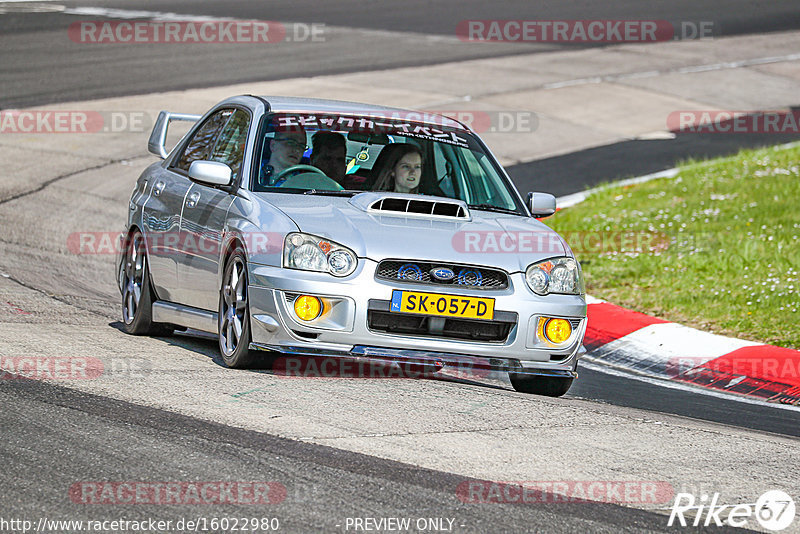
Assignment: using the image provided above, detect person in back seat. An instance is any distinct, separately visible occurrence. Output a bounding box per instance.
[310,131,347,187]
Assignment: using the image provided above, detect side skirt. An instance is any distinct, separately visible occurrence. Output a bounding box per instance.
[152,301,217,334]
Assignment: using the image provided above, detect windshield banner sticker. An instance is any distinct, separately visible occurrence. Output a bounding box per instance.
[275,114,471,147]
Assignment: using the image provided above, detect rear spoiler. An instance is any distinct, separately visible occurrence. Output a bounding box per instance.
[148,111,201,159]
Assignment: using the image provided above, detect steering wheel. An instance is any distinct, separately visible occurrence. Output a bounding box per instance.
[273,164,327,184]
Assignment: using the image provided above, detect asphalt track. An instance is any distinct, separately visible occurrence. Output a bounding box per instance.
[3,376,738,534]
[2,0,800,107]
[508,129,800,197]
[2,2,800,532]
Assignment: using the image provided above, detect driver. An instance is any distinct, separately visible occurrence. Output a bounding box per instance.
[260,125,308,186]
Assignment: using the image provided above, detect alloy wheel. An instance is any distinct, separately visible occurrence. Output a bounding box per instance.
[122,233,145,325]
[220,256,247,356]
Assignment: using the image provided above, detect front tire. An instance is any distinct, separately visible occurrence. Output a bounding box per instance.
[509,373,573,397]
[218,246,256,368]
[120,230,171,336]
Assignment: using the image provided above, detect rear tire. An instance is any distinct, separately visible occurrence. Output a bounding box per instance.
[509,373,573,397]
[218,246,256,368]
[120,230,172,336]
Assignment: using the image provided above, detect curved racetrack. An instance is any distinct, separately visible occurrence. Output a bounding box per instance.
[1,1,799,531]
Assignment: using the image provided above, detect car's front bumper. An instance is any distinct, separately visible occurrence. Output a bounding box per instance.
[246,259,586,378]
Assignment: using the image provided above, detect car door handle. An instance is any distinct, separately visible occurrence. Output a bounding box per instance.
[186,192,201,208]
[153,181,166,196]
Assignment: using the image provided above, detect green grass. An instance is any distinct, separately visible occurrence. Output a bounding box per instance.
[547,144,800,349]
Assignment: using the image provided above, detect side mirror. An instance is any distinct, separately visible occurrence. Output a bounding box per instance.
[188,160,232,186]
[527,192,556,218]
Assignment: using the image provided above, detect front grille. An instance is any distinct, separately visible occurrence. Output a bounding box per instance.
[367,300,516,342]
[376,260,508,290]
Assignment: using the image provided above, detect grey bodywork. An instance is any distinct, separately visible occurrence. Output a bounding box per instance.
[119,95,586,379]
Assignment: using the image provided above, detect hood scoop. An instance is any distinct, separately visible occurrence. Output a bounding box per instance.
[348,192,470,220]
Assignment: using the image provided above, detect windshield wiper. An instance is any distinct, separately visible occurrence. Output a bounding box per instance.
[302,189,359,196]
[467,203,520,215]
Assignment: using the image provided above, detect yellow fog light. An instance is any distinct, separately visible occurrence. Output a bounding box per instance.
[294,295,322,321]
[544,318,572,344]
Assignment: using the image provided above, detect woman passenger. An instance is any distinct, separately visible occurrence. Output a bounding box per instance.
[370,143,425,194]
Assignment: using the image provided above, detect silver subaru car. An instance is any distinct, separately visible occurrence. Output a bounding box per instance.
[117,95,586,396]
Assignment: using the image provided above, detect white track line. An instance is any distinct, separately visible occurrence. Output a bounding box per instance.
[63,6,235,22]
[556,140,800,209]
[543,53,800,90]
[557,168,679,208]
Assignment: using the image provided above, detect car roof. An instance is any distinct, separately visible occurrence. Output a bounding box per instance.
[258,95,471,133]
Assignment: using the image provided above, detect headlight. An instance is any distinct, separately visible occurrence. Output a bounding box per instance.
[525,257,583,296]
[283,233,357,277]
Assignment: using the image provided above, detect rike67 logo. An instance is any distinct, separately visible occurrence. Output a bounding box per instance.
[668,490,796,531]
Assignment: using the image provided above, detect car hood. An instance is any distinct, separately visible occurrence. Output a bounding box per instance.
[259,193,567,273]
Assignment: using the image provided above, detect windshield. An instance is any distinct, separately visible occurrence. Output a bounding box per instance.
[251,112,524,213]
